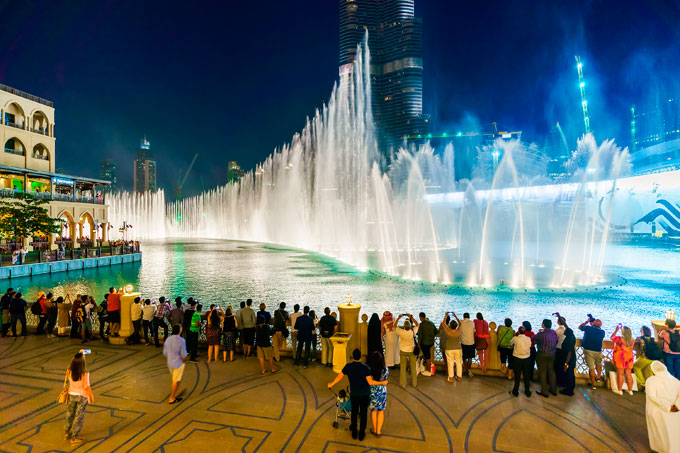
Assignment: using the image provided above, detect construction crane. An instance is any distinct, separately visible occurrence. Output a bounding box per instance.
[575,56,591,134]
[174,153,198,201]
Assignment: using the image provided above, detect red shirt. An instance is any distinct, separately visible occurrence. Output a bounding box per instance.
[525,330,536,348]
[38,296,47,314]
[473,319,489,338]
[107,293,121,311]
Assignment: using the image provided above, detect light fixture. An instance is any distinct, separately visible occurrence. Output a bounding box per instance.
[665,310,675,322]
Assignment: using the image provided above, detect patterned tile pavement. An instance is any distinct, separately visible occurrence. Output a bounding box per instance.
[0,336,648,452]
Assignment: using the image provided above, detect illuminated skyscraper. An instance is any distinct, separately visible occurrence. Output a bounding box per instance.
[339,0,429,152]
[100,158,118,193]
[134,138,156,193]
[227,161,244,184]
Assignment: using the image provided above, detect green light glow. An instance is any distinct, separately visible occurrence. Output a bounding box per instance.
[457,132,462,136]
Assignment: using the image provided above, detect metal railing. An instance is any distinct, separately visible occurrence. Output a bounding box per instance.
[4,147,25,156]
[30,127,49,136]
[31,153,49,161]
[4,121,25,130]
[0,83,54,107]
[0,189,104,205]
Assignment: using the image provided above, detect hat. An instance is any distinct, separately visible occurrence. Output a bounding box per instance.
[591,319,602,327]
[38,291,45,297]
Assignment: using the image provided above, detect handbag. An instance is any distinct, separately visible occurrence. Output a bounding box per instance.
[58,371,69,404]
[275,310,289,338]
[412,329,420,356]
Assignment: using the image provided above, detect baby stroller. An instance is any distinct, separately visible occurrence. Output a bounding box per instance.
[330,388,352,429]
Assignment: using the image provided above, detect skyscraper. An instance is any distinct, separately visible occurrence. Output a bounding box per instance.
[339,0,429,152]
[227,161,244,184]
[134,137,156,193]
[100,158,118,193]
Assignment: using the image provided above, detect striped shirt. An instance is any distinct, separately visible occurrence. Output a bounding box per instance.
[155,302,171,319]
[534,328,558,355]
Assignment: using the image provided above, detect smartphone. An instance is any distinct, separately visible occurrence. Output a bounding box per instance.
[82,349,91,354]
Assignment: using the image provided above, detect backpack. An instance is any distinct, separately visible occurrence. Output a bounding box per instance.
[643,337,663,360]
[668,330,680,353]
[30,301,42,315]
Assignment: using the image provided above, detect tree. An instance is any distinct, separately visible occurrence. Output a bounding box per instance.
[0,194,62,242]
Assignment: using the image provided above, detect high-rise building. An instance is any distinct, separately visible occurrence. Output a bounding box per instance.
[227,161,244,184]
[339,0,429,152]
[100,158,118,192]
[630,93,680,175]
[134,138,156,193]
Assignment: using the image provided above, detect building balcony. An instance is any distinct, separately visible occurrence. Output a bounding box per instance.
[4,147,25,156]
[31,152,49,161]
[30,127,49,136]
[0,188,104,205]
[4,121,25,131]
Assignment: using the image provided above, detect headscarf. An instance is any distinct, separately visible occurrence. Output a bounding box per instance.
[381,311,394,336]
[646,361,680,411]
[367,313,383,358]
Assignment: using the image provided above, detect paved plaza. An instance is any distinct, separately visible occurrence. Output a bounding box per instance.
[0,336,649,452]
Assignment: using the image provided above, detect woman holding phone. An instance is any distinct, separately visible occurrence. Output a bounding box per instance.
[64,351,95,445]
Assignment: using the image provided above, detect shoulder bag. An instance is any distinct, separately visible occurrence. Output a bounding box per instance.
[412,329,420,356]
[58,371,69,404]
[275,310,289,338]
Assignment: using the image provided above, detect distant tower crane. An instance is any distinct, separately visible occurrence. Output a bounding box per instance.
[575,56,591,134]
[175,153,199,201]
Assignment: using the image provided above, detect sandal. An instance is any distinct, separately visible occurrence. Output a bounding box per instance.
[169,397,183,404]
[70,438,85,445]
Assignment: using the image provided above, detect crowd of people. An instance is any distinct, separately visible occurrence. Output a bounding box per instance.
[2,285,679,449]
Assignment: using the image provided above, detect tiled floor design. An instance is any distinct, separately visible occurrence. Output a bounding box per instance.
[0,336,648,452]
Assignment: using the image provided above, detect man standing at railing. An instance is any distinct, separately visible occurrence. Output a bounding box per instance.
[579,316,605,390]
[534,319,558,398]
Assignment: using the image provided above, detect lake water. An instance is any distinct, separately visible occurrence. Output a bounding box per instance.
[7,239,680,336]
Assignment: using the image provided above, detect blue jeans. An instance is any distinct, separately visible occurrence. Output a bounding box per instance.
[663,352,680,378]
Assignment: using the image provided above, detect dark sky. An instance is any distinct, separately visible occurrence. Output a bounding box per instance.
[1,1,678,195]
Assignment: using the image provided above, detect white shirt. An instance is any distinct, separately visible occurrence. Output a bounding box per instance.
[395,325,419,353]
[130,303,142,321]
[460,319,476,345]
[290,312,302,333]
[555,325,566,349]
[511,334,532,359]
[142,304,156,321]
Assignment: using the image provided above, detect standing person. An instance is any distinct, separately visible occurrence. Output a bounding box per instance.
[294,306,314,368]
[394,313,419,388]
[319,307,338,367]
[522,321,537,381]
[129,297,143,344]
[163,325,188,404]
[553,314,568,387]
[380,311,400,368]
[634,326,663,387]
[328,349,387,442]
[141,299,156,345]
[182,299,196,340]
[645,361,680,453]
[256,315,277,374]
[106,287,121,337]
[510,326,532,397]
[309,310,319,362]
[96,294,109,340]
[9,292,28,337]
[81,296,95,343]
[533,319,558,398]
[153,297,171,347]
[579,316,606,389]
[57,296,71,337]
[257,302,272,325]
[168,299,184,333]
[473,313,490,373]
[35,291,48,335]
[272,302,290,362]
[460,313,476,377]
[559,325,577,396]
[658,319,680,379]
[241,299,257,358]
[69,295,83,339]
[496,318,515,378]
[222,307,238,362]
[367,313,383,359]
[289,304,302,353]
[45,293,58,337]
[439,315,450,374]
[610,324,635,395]
[187,304,202,362]
[235,301,246,352]
[440,312,463,382]
[417,312,438,376]
[63,352,95,445]
[1,288,14,337]
[206,306,223,363]
[368,351,389,437]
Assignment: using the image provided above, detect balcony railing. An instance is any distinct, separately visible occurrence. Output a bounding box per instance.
[30,127,49,136]
[31,153,49,161]
[0,83,54,108]
[4,147,25,156]
[0,189,104,205]
[4,121,25,130]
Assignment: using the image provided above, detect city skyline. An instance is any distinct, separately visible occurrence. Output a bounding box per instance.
[0,1,678,195]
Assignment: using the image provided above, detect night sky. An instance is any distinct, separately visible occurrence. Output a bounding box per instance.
[1,1,678,196]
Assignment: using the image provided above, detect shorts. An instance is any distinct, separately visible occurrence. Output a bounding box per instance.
[420,343,433,360]
[107,310,120,323]
[242,328,255,346]
[257,346,273,360]
[170,364,185,382]
[584,349,602,369]
[462,344,476,359]
[81,319,92,331]
[499,347,513,365]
